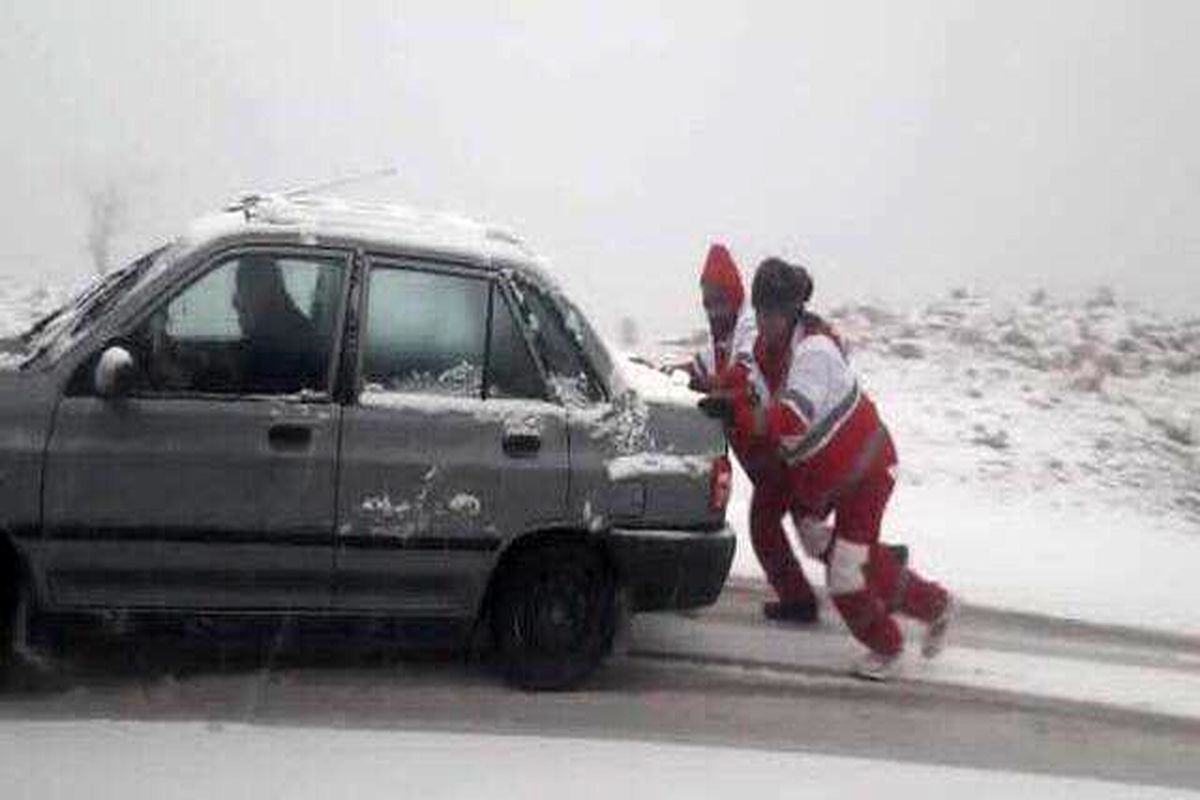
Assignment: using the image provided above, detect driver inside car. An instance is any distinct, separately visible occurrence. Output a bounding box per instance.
[231,255,327,395]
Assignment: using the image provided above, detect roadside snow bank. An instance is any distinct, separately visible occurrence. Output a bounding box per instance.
[0,721,1188,799]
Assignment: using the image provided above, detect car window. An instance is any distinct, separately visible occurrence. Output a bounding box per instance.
[486,286,546,400]
[132,253,345,396]
[361,265,488,398]
[514,280,606,406]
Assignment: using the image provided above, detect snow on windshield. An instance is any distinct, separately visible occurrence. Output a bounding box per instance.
[4,244,177,368]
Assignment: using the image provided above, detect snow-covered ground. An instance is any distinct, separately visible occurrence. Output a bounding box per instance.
[635,608,1200,723]
[1,721,1192,799]
[639,289,1200,637]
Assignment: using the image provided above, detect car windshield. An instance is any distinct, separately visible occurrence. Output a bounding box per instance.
[11,245,170,368]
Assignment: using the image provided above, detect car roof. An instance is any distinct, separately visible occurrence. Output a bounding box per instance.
[181,194,558,285]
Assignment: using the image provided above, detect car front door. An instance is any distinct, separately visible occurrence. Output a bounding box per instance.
[40,248,350,611]
[333,258,569,617]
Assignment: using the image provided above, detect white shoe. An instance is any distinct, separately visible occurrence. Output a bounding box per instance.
[921,594,958,659]
[853,650,902,682]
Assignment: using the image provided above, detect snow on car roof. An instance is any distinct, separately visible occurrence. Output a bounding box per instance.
[182,194,550,275]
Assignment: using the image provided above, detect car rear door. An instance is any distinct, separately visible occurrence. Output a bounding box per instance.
[40,247,350,611]
[332,257,569,617]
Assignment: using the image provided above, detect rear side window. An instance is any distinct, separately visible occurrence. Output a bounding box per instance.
[362,266,488,398]
[486,288,545,400]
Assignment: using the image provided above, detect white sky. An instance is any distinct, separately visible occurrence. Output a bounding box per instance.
[1,1,1197,337]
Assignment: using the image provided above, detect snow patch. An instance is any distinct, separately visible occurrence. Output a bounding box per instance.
[582,498,605,533]
[358,388,553,425]
[615,352,702,408]
[580,390,655,456]
[359,494,412,518]
[363,360,482,398]
[447,493,482,517]
[606,453,710,482]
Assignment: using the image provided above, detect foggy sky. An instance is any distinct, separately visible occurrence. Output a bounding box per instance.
[1,1,1197,337]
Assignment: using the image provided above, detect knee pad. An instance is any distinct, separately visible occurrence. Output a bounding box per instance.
[827,540,870,595]
[795,516,833,560]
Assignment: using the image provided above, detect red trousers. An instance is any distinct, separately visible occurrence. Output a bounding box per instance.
[736,442,819,606]
[826,467,948,656]
[749,470,817,605]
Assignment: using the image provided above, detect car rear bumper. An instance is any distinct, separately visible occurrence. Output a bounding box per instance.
[605,525,736,612]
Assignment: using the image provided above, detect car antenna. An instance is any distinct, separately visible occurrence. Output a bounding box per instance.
[229,166,400,220]
[282,166,400,198]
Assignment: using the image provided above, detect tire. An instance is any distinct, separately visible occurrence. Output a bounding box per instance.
[0,562,60,692]
[491,542,615,691]
[0,557,24,686]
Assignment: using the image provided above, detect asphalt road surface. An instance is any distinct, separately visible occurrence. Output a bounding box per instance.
[2,583,1197,792]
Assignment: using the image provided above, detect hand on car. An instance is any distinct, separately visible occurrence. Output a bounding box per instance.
[697,394,734,424]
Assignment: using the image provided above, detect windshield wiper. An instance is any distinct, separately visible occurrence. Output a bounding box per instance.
[68,246,167,338]
[68,266,143,338]
[19,308,66,344]
[14,247,168,370]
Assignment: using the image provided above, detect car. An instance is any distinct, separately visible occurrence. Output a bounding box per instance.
[0,195,735,689]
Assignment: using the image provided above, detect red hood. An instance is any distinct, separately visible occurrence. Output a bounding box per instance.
[700,243,744,310]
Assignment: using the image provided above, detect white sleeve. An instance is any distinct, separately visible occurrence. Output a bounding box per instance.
[692,346,717,381]
[785,336,857,426]
[731,305,758,366]
[733,347,770,409]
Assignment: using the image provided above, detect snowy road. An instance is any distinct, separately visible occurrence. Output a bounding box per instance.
[1,583,1197,795]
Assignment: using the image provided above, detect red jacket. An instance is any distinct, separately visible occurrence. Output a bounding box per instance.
[692,306,777,482]
[729,316,895,513]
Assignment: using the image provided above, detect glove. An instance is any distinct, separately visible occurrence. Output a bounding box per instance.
[697,395,734,424]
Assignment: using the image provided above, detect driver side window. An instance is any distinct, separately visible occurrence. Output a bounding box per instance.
[131,252,346,396]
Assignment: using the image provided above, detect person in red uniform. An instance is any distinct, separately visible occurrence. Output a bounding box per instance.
[686,244,822,623]
[729,257,956,679]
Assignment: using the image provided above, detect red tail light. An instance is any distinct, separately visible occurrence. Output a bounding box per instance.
[709,455,732,513]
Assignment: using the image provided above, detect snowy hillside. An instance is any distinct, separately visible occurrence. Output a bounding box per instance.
[830,289,1200,525]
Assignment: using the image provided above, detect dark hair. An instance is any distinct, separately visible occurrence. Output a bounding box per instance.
[236,255,306,319]
[236,255,285,292]
[752,257,813,312]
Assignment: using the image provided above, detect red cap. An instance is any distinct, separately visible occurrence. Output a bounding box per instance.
[700,243,744,309]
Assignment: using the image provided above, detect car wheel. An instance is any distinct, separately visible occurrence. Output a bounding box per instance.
[0,562,27,686]
[0,568,60,691]
[492,542,615,691]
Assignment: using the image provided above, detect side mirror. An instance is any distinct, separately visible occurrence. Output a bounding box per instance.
[95,346,135,399]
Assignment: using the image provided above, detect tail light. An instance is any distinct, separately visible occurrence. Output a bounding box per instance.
[709,455,732,513]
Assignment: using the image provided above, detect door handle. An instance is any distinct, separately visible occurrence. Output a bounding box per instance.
[502,432,541,458]
[268,423,313,450]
